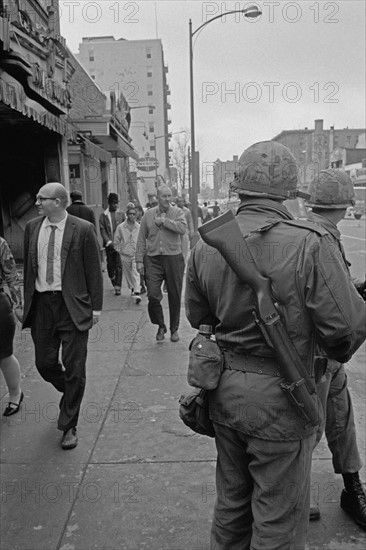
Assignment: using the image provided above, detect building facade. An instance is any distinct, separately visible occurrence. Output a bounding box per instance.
[76,36,172,206]
[272,119,366,190]
[0,0,75,258]
[67,49,138,215]
[213,155,238,199]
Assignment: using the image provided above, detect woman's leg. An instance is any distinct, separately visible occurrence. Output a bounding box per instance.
[0,354,22,403]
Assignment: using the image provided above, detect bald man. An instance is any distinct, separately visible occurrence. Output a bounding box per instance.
[23,183,103,450]
[136,185,186,342]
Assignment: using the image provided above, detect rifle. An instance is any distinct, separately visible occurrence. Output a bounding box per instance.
[198,210,321,428]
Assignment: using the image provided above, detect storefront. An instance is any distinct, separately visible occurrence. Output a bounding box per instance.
[0,1,75,258]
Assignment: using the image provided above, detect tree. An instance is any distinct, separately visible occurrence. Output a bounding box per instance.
[171,130,190,195]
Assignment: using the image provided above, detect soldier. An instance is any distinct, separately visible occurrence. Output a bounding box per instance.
[306,169,366,529]
[185,141,366,549]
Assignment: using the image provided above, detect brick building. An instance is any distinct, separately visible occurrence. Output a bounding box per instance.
[272,119,366,190]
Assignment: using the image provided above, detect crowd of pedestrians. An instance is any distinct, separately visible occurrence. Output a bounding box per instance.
[1,141,365,549]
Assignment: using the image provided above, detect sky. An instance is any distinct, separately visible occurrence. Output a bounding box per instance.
[59,0,366,174]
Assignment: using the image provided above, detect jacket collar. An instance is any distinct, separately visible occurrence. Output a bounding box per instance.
[236,198,294,220]
[307,211,341,241]
[30,215,75,278]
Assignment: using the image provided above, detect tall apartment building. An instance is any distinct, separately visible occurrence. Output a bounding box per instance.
[77,36,172,203]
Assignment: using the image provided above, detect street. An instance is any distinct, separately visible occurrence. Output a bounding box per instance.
[0,218,365,550]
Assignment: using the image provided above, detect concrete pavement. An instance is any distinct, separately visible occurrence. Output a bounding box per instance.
[1,274,365,550]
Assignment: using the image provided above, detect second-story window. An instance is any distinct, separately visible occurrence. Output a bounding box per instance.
[147,66,153,77]
[146,48,152,59]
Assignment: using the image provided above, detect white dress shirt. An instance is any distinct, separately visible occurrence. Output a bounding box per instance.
[36,214,68,292]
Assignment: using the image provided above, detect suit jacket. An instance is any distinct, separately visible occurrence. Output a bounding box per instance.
[23,214,103,332]
[99,210,125,246]
[66,201,96,228]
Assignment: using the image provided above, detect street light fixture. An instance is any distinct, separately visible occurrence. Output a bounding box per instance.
[189,5,262,229]
[154,130,187,188]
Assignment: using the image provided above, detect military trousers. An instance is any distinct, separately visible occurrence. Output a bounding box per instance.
[315,360,362,473]
[210,422,315,550]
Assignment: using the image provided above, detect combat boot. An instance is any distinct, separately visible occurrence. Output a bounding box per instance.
[340,472,366,530]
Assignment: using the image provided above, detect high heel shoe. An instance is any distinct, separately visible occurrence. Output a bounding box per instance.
[3,391,24,417]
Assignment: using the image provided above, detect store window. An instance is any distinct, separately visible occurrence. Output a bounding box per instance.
[69,164,81,179]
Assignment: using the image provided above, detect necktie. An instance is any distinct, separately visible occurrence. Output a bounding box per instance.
[46,225,57,284]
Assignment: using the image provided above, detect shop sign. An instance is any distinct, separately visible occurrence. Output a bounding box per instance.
[30,64,70,111]
[137,157,159,172]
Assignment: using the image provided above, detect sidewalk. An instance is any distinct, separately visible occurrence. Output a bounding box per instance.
[1,274,365,550]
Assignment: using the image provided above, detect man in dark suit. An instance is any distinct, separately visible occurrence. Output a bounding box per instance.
[66,190,96,229]
[99,193,125,295]
[23,182,103,450]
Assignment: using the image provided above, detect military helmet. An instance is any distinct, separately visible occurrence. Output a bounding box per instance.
[230,141,300,199]
[306,169,355,209]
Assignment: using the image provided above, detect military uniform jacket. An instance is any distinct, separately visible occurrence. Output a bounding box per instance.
[185,199,366,441]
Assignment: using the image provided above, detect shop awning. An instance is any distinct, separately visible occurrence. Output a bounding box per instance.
[72,118,138,161]
[0,77,77,139]
[80,137,112,164]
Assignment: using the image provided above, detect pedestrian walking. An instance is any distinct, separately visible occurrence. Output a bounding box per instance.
[306,169,366,529]
[23,182,103,450]
[136,185,186,342]
[176,196,194,263]
[0,237,23,416]
[99,193,125,295]
[66,191,96,228]
[114,205,142,304]
[212,201,221,218]
[185,141,366,550]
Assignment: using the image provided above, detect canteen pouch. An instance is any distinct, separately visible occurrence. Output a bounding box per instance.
[187,333,223,390]
[179,388,215,438]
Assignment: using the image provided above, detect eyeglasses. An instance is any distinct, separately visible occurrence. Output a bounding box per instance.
[36,196,58,202]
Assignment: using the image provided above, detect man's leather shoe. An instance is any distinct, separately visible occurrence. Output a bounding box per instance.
[340,478,366,530]
[61,427,78,450]
[309,505,321,520]
[170,331,180,342]
[156,326,167,341]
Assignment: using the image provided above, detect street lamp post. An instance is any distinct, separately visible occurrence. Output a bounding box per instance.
[189,5,262,229]
[154,130,187,189]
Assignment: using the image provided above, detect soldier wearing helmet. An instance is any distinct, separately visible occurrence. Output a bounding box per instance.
[306,169,366,529]
[185,141,366,549]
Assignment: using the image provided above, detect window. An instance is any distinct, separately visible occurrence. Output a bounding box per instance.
[147,66,152,77]
[147,90,153,96]
[69,164,81,179]
[149,124,154,133]
[150,145,155,151]
[146,48,152,59]
[91,75,95,80]
[88,50,94,62]
[149,108,154,115]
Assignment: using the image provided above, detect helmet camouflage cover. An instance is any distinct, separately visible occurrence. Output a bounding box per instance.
[306,169,355,209]
[231,141,300,199]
